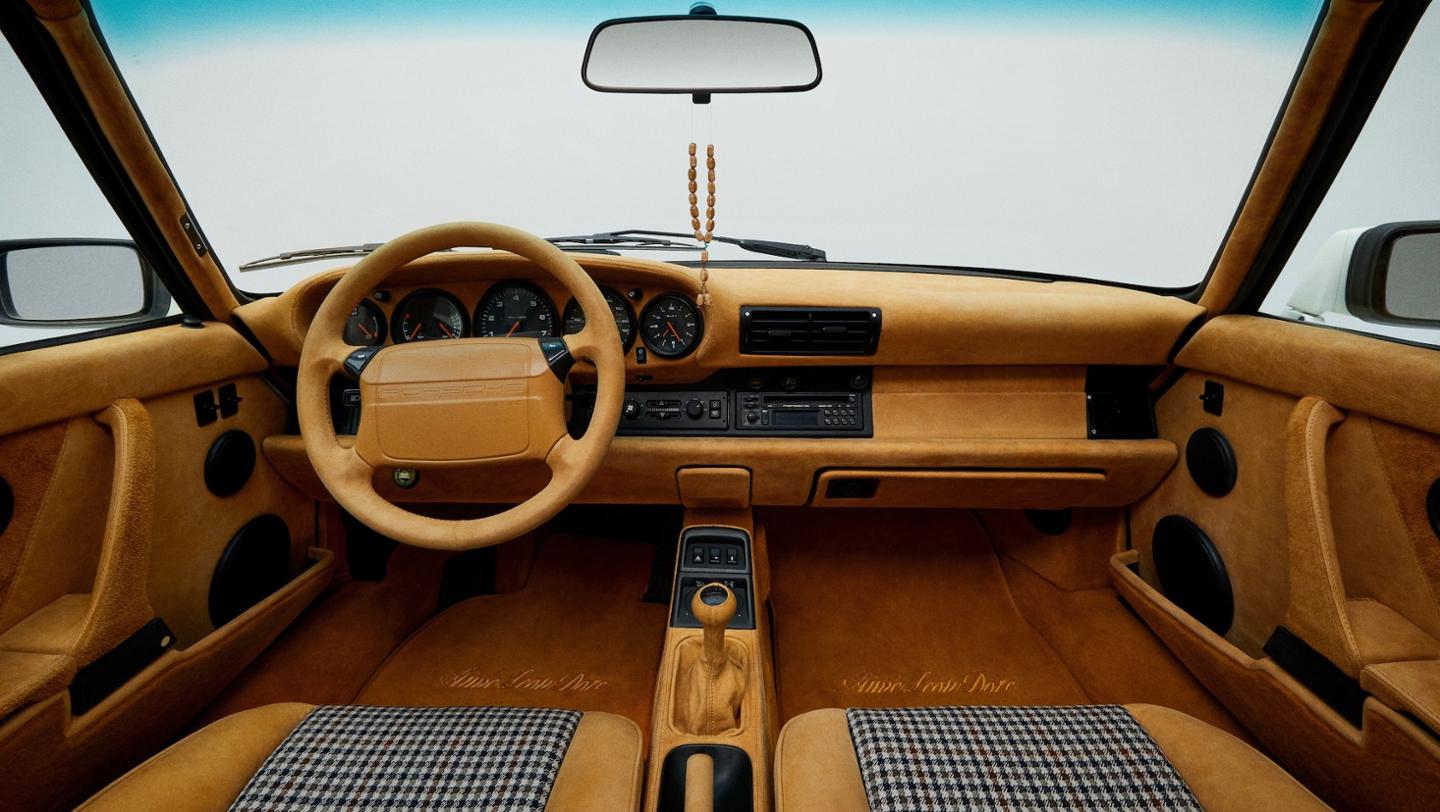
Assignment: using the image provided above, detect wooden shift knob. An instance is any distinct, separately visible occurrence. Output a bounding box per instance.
[692,582,736,666]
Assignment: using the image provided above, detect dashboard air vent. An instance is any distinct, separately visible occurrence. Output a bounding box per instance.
[739,306,881,356]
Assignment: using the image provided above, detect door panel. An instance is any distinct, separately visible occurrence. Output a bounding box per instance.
[1126,314,1440,810]
[0,322,327,810]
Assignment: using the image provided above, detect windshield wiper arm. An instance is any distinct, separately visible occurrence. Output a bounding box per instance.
[238,243,389,272]
[242,227,825,272]
[547,229,826,261]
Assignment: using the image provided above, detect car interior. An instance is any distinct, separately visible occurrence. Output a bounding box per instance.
[1,0,1438,810]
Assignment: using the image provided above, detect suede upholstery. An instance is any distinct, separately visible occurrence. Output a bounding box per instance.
[1112,553,1440,811]
[79,703,644,812]
[774,704,1328,812]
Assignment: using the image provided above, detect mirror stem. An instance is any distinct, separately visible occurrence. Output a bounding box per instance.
[690,0,717,104]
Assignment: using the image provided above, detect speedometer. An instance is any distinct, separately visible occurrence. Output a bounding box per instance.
[563,287,635,350]
[640,293,703,358]
[391,289,467,343]
[475,282,559,338]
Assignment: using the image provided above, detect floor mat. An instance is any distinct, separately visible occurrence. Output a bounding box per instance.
[357,534,667,734]
[767,509,1090,720]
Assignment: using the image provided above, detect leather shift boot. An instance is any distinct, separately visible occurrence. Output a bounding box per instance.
[674,636,747,735]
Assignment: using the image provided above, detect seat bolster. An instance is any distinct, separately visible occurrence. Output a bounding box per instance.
[774,708,869,812]
[77,702,314,812]
[1126,704,1329,811]
[546,711,644,812]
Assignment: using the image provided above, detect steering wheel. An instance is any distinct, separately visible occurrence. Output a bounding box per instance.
[297,222,625,550]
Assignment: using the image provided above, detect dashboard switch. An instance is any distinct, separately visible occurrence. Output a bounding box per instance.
[685,398,704,419]
[622,399,641,420]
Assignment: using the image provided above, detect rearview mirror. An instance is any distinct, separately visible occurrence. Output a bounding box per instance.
[0,239,171,326]
[582,15,821,96]
[1346,222,1440,326]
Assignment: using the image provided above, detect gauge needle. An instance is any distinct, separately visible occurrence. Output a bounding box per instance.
[664,321,682,341]
[358,323,375,338]
[408,323,422,341]
[506,320,522,337]
[438,322,455,338]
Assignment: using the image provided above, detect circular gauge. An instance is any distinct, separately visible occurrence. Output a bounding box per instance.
[390,289,468,343]
[640,293,703,358]
[563,287,636,350]
[474,282,559,338]
[342,299,385,347]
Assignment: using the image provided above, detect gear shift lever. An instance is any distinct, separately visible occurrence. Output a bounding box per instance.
[676,582,746,735]
[694,582,736,666]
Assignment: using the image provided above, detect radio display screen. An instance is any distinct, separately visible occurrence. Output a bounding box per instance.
[772,409,819,426]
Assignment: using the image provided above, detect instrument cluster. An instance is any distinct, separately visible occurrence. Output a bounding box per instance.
[341,281,702,359]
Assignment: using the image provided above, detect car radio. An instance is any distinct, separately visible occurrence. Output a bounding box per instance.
[734,391,864,432]
[568,367,872,437]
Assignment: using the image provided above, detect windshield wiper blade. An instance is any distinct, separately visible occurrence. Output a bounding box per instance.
[238,243,389,271]
[547,229,826,261]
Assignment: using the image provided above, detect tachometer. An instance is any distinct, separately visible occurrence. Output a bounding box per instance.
[475,282,559,338]
[342,299,385,347]
[640,293,703,358]
[563,287,635,350]
[391,289,468,342]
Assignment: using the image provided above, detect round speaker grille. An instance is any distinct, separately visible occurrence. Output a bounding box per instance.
[209,515,290,627]
[204,430,256,497]
[0,477,12,536]
[1427,478,1440,541]
[1186,428,1237,497]
[1153,515,1233,636]
[1025,508,1072,536]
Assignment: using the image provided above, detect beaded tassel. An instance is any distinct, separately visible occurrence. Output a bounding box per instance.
[688,143,715,308]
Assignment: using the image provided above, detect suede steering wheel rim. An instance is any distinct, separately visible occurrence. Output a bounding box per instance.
[297,222,625,551]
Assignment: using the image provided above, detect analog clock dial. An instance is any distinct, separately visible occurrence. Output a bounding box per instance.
[640,293,702,358]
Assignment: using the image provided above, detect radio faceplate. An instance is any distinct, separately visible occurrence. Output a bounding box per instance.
[569,368,872,437]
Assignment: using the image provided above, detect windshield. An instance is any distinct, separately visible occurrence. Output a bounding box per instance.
[91,1,1322,293]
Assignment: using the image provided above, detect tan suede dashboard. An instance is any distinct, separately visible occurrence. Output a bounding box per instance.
[232,252,1202,510]
[235,252,1203,374]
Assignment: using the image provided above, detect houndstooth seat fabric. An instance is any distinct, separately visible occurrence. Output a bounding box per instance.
[846,705,1202,811]
[228,705,581,811]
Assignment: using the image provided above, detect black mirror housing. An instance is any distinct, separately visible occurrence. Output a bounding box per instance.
[582,14,822,97]
[1345,221,1440,328]
[0,238,171,327]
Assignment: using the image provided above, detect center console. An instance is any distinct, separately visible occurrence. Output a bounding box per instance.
[569,367,872,438]
[648,519,773,812]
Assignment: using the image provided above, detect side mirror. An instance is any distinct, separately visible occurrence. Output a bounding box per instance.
[0,239,171,327]
[1285,221,1440,329]
[1345,222,1440,327]
[582,15,821,96]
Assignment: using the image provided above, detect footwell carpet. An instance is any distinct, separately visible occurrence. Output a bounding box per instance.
[767,509,1090,720]
[358,534,667,734]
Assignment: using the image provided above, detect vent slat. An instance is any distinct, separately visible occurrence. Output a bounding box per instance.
[739,306,881,356]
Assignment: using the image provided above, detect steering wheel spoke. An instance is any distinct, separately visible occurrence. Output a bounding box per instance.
[545,434,583,475]
[561,325,607,362]
[340,345,385,379]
